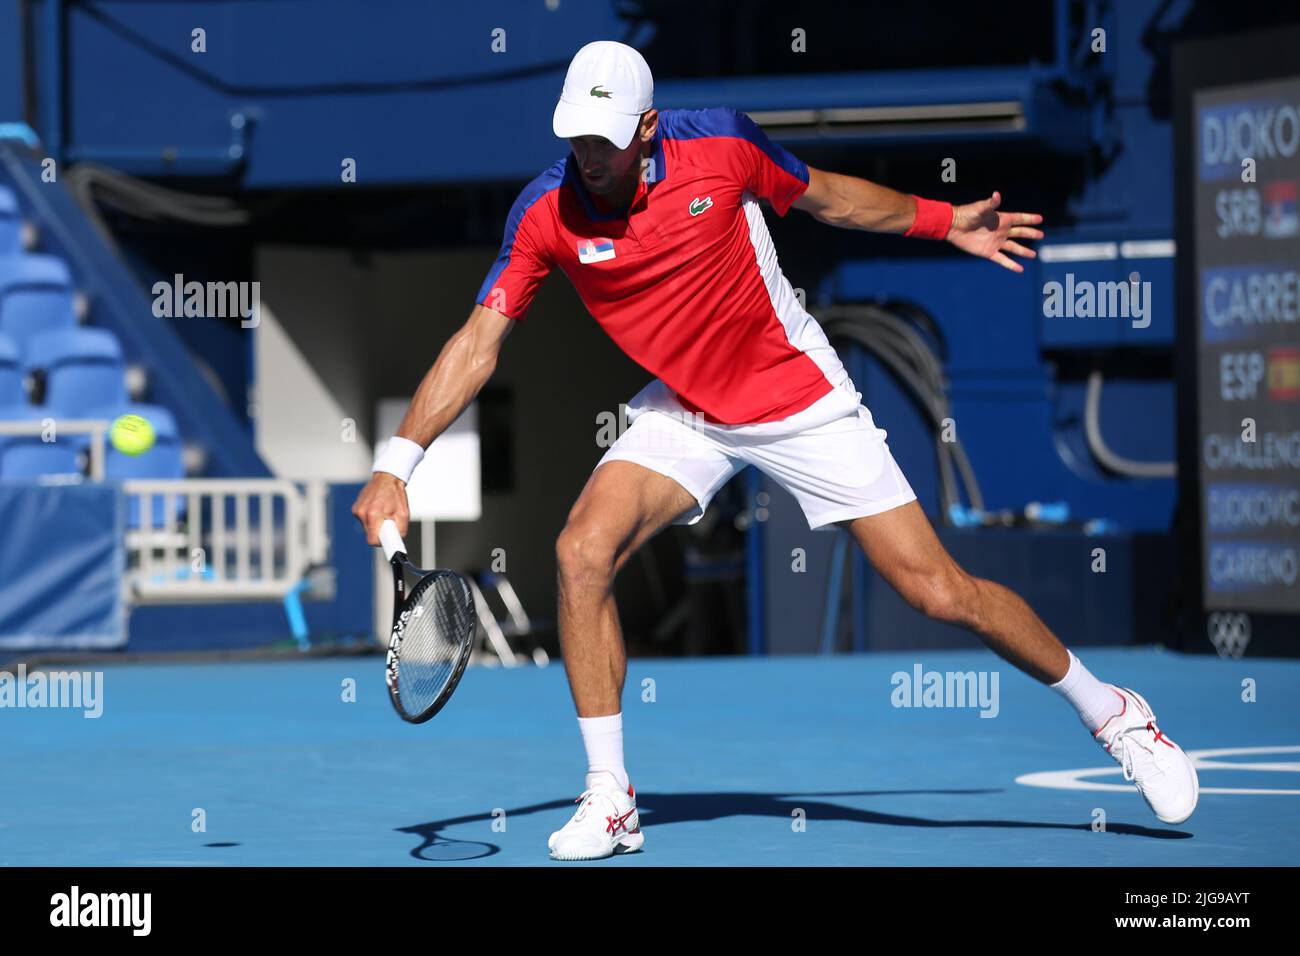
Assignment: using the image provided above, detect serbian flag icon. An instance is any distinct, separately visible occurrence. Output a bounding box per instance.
[577,237,616,264]
[1263,181,1298,238]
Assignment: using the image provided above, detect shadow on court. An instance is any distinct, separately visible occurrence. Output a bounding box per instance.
[399,788,1190,860]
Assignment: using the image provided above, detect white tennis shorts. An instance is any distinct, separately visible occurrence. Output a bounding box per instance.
[595,379,916,531]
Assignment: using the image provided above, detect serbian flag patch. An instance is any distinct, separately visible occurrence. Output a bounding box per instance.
[577,238,616,263]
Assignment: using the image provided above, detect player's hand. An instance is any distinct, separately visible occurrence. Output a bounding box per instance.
[946,191,1044,273]
[352,473,410,546]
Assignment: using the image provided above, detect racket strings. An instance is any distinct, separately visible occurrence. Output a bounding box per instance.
[394,572,475,716]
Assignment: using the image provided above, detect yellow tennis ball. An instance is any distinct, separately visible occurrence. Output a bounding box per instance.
[110,414,155,456]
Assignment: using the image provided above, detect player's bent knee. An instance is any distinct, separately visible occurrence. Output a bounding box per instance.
[904,569,979,628]
[555,523,619,586]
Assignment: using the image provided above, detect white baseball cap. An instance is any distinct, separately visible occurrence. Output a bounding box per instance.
[552,41,654,150]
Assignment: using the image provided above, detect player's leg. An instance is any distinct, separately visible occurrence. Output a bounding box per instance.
[740,406,1075,684]
[549,404,742,859]
[842,500,1198,823]
[741,401,1199,824]
[842,501,1068,682]
[555,458,696,719]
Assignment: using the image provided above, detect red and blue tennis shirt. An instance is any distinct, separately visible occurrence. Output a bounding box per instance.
[476,107,852,425]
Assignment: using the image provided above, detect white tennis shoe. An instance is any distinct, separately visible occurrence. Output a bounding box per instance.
[547,771,644,861]
[1094,685,1199,825]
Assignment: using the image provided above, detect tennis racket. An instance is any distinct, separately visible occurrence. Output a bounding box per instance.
[378,519,477,723]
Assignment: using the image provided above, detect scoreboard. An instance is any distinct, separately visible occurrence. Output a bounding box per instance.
[1195,77,1300,615]
[1176,26,1300,654]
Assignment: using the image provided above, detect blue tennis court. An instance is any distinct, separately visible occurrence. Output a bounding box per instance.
[3,647,1296,866]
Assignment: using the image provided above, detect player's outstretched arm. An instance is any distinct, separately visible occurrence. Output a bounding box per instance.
[792,166,1044,272]
[943,190,1044,273]
[791,166,919,232]
[352,304,514,545]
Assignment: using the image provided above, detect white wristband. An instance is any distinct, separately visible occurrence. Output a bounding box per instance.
[372,435,425,484]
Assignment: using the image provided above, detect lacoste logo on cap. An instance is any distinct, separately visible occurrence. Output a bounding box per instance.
[590,85,612,98]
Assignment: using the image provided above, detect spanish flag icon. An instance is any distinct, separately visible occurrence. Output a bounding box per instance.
[1268,346,1300,401]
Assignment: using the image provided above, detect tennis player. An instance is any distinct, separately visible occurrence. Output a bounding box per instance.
[353,40,1199,860]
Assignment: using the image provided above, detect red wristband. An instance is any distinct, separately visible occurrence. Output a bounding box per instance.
[904,196,954,239]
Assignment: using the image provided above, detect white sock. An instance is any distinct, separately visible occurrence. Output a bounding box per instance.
[577,713,629,791]
[1050,651,1125,732]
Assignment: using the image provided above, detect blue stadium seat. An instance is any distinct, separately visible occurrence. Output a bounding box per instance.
[0,404,82,479]
[0,333,24,405]
[25,327,127,412]
[0,252,69,290]
[0,253,76,353]
[0,186,23,254]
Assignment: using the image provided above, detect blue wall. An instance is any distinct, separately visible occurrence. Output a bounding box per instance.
[0,1,22,123]
[21,0,640,183]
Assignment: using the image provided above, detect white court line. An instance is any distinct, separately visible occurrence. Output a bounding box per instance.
[1016,745,1300,795]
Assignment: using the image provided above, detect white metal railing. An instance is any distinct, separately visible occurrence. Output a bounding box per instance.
[0,411,332,604]
[0,418,109,479]
[123,479,328,603]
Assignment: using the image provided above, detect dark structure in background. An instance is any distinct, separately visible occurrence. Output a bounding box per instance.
[1173,22,1300,657]
[2,1,1296,656]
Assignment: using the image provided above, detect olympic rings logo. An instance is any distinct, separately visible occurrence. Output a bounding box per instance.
[1207,612,1251,659]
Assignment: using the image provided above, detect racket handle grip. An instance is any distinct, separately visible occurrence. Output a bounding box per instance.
[379,519,407,561]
